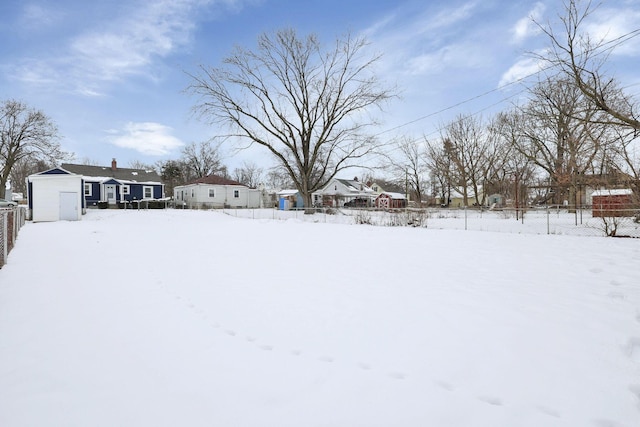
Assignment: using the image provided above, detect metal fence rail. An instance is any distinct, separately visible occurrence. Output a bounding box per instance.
[1,207,27,269]
[216,206,640,238]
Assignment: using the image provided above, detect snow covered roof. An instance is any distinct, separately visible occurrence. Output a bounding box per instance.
[591,189,633,196]
[378,192,406,199]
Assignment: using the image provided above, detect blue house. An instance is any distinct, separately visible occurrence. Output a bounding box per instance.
[61,159,164,208]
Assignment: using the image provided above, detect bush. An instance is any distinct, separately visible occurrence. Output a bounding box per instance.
[97,201,108,209]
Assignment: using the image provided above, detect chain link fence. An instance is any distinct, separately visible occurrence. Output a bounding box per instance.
[1,207,27,269]
[216,205,640,238]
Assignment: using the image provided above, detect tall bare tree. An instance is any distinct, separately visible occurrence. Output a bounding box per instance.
[188,28,395,211]
[233,161,264,188]
[514,77,612,206]
[536,0,640,131]
[440,115,491,206]
[1,99,67,198]
[8,158,51,195]
[489,111,537,204]
[388,136,427,203]
[181,140,226,181]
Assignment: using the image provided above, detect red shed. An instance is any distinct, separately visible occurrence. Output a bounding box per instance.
[375,192,407,209]
[592,189,634,218]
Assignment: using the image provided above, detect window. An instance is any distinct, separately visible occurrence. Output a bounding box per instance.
[84,183,92,196]
[234,190,239,198]
[143,186,153,199]
[122,185,130,195]
[208,188,215,198]
[191,189,195,198]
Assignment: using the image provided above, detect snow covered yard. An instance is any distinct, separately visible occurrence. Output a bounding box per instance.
[1,209,639,427]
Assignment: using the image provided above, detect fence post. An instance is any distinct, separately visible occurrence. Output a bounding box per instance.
[464,206,468,231]
[546,206,550,235]
[1,213,7,267]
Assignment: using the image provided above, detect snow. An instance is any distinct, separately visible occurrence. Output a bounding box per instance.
[592,189,633,196]
[1,209,639,427]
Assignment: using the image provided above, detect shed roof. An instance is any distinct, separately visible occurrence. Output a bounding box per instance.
[377,192,406,199]
[592,189,633,196]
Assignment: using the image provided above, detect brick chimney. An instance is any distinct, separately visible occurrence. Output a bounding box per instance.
[111,158,117,171]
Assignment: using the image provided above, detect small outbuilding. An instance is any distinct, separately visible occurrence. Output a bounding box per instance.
[375,192,407,209]
[27,168,84,222]
[592,189,634,218]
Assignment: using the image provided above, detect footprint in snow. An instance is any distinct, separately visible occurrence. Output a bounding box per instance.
[225,330,236,337]
[389,372,406,380]
[626,338,640,363]
[610,279,622,286]
[357,362,372,370]
[589,268,603,274]
[318,356,334,363]
[259,345,273,351]
[537,405,561,418]
[478,396,503,406]
[246,336,257,342]
[290,349,302,356]
[435,380,454,391]
[608,292,626,300]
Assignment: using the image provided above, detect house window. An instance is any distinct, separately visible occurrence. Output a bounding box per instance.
[122,185,130,195]
[84,183,92,196]
[143,186,153,199]
[191,189,195,198]
[234,190,239,198]
[208,188,215,198]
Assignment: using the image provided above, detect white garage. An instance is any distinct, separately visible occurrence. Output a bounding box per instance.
[27,168,84,222]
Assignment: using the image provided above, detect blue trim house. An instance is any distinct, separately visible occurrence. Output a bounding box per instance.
[61,159,164,207]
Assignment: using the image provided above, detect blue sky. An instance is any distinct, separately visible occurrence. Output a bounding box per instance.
[1,0,639,171]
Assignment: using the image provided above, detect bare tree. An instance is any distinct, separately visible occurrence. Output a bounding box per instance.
[440,115,491,206]
[488,111,538,204]
[9,158,51,195]
[188,28,395,212]
[128,160,156,171]
[387,136,427,203]
[424,137,453,207]
[514,77,613,206]
[264,167,294,190]
[181,140,226,181]
[233,161,264,188]
[536,0,640,131]
[1,99,67,198]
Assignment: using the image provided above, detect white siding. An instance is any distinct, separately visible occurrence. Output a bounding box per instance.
[173,184,262,208]
[30,174,83,222]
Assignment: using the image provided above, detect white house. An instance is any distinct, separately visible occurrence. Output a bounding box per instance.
[313,178,376,207]
[174,175,261,209]
[27,168,84,222]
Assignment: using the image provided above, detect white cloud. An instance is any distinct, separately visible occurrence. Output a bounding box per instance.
[498,57,543,87]
[511,2,545,44]
[584,6,640,56]
[11,0,222,95]
[108,122,185,155]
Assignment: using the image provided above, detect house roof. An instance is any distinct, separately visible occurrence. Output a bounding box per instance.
[61,163,162,183]
[371,180,405,194]
[186,175,247,186]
